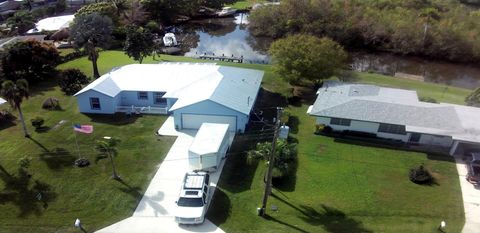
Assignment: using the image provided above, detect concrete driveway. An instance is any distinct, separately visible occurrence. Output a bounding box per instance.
[455,157,480,233]
[96,117,230,233]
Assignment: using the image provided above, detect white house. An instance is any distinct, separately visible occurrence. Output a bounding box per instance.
[27,15,75,34]
[74,63,264,133]
[0,97,6,106]
[308,81,480,156]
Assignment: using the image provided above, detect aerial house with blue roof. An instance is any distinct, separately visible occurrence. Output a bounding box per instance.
[74,63,264,133]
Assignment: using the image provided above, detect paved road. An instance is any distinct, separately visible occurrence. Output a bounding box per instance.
[455,157,480,233]
[96,117,229,233]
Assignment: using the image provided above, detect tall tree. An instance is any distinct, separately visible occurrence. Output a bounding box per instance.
[95,137,121,179]
[70,13,113,79]
[419,7,440,47]
[269,34,347,85]
[6,11,35,35]
[123,26,154,64]
[1,79,30,137]
[121,0,148,25]
[1,40,60,83]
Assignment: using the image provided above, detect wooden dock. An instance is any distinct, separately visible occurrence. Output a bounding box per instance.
[197,54,243,63]
[394,72,425,82]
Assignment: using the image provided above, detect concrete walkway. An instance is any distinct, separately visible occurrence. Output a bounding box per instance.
[455,157,480,233]
[96,117,230,233]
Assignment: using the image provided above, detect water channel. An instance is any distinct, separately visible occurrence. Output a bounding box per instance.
[174,13,480,90]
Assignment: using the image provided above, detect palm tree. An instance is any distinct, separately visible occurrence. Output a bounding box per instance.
[1,79,30,137]
[95,137,121,180]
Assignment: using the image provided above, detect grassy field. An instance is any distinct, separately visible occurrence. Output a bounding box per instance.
[0,56,176,232]
[226,0,268,10]
[356,72,470,105]
[1,50,468,232]
[207,105,464,233]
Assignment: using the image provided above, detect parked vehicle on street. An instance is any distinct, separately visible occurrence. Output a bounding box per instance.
[175,172,211,224]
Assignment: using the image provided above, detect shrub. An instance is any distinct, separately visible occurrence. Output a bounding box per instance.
[18,156,31,169]
[59,69,90,95]
[247,139,297,179]
[420,96,438,103]
[323,125,333,134]
[0,110,15,122]
[31,117,44,129]
[42,97,61,110]
[409,165,433,184]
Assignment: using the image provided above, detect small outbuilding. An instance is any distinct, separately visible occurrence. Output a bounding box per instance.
[188,123,231,172]
[0,97,6,106]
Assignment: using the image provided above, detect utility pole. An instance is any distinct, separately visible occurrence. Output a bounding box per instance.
[259,107,283,217]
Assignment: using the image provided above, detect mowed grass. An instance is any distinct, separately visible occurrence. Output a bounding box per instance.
[1,50,468,232]
[207,105,464,233]
[356,72,471,105]
[226,0,268,10]
[0,63,175,232]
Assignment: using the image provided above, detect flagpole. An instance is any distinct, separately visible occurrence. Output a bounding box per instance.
[72,123,81,159]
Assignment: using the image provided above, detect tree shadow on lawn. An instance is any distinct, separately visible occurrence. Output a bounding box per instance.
[85,113,139,126]
[28,80,57,98]
[286,115,299,134]
[263,215,310,233]
[272,158,297,192]
[27,136,50,152]
[0,120,16,131]
[271,193,372,233]
[0,166,57,217]
[220,135,260,193]
[206,188,231,225]
[288,86,317,107]
[39,148,77,170]
[116,179,168,216]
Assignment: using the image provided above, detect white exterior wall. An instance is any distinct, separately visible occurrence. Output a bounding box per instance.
[418,134,453,147]
[377,132,410,142]
[76,90,117,114]
[173,100,249,133]
[316,116,409,141]
[316,117,379,133]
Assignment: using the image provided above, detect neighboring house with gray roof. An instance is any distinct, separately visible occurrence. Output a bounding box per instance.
[308,81,480,156]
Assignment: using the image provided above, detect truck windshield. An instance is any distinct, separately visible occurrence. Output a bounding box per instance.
[177,197,204,207]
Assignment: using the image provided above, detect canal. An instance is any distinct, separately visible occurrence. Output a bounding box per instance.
[173,13,480,90]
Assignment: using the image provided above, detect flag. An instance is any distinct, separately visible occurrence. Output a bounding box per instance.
[73,124,93,134]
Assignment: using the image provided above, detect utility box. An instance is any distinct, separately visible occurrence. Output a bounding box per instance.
[188,123,231,172]
[279,125,290,139]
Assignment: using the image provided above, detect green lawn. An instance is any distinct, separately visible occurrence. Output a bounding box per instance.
[356,72,470,105]
[0,61,175,232]
[1,50,468,232]
[208,105,464,233]
[226,0,268,10]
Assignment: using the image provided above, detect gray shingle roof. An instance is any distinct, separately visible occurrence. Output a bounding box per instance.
[309,81,480,143]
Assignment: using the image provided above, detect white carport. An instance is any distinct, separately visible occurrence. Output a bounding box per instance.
[188,123,231,172]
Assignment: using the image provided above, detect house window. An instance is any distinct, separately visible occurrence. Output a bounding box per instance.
[378,123,406,135]
[154,92,167,105]
[138,91,148,100]
[90,97,101,110]
[330,118,351,126]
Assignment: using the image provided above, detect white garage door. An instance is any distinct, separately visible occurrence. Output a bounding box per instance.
[181,114,237,131]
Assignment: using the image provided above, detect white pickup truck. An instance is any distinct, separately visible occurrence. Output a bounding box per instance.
[175,171,211,224]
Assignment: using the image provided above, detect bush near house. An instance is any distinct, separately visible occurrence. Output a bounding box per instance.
[42,97,61,110]
[58,69,90,96]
